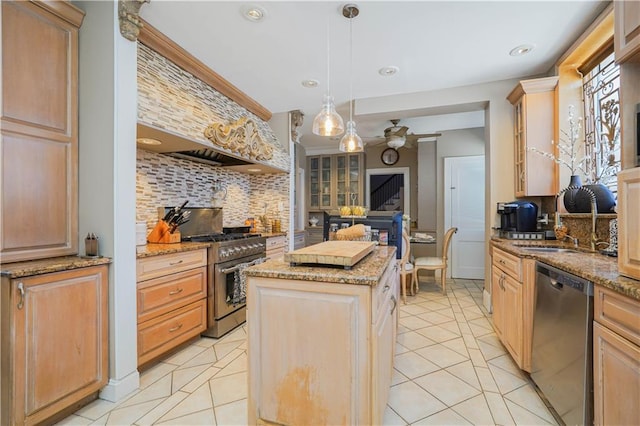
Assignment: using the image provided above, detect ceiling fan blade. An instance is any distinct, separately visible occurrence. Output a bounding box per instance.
[407,132,442,140]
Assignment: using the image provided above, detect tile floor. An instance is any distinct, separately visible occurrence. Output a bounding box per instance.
[57,278,558,425]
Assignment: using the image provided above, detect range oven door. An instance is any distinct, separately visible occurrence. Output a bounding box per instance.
[213,253,265,320]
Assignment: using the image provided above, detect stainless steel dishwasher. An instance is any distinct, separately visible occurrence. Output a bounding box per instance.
[531,262,593,426]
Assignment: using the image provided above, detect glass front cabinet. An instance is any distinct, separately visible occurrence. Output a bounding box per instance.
[307,153,364,210]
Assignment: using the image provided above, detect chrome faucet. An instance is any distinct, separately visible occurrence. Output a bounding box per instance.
[555,185,598,251]
[562,234,579,248]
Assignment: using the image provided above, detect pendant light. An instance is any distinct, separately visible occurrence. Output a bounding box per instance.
[339,4,363,153]
[312,21,344,137]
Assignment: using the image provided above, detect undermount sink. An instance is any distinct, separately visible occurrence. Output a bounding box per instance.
[517,246,579,253]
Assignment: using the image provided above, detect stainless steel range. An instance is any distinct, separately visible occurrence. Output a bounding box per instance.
[195,233,266,338]
[162,207,266,338]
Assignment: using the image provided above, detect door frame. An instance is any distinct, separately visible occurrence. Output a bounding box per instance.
[365,167,410,215]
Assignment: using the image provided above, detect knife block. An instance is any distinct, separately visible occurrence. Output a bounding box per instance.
[147,220,181,244]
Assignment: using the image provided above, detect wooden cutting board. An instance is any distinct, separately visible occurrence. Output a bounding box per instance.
[284,241,376,269]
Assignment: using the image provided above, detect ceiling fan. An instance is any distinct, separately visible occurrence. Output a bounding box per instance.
[366,119,441,149]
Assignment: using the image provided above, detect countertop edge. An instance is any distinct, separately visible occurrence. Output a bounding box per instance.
[136,242,212,258]
[491,238,640,301]
[1,256,112,279]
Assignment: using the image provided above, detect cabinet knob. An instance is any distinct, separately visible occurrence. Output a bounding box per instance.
[390,295,398,315]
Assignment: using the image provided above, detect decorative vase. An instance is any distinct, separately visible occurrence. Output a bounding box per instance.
[573,183,617,213]
[563,175,583,213]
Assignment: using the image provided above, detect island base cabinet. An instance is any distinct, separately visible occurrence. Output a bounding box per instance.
[593,322,640,426]
[1,265,109,426]
[247,264,398,425]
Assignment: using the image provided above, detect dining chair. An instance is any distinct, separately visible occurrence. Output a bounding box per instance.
[399,229,414,304]
[412,227,458,295]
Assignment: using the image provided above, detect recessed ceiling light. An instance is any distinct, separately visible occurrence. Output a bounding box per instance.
[247,168,262,172]
[302,79,319,88]
[137,138,162,146]
[242,5,266,22]
[509,44,535,56]
[378,66,399,76]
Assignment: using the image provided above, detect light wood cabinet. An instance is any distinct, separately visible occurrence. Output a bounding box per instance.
[617,167,640,280]
[265,235,286,261]
[593,285,640,426]
[490,246,535,371]
[0,265,109,426]
[307,153,364,210]
[614,0,640,64]
[247,259,398,425]
[1,1,84,262]
[507,77,558,197]
[136,249,207,366]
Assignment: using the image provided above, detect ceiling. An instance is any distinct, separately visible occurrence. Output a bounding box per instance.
[140,1,608,152]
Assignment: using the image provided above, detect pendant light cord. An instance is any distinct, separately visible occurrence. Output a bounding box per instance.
[348,10,353,123]
[326,21,331,97]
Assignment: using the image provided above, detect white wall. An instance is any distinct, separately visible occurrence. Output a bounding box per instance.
[77,1,140,401]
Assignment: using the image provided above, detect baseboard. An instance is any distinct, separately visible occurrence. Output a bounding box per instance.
[99,370,140,403]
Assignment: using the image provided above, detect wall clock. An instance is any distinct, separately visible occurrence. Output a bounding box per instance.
[381,147,399,166]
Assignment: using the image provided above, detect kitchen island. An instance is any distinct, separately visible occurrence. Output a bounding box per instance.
[245,245,398,425]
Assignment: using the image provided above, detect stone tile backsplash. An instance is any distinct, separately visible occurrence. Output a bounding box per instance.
[137,150,290,237]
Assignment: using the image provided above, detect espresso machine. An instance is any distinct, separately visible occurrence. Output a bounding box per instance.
[497,201,542,239]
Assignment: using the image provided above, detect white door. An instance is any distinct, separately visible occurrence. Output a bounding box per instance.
[445,156,485,279]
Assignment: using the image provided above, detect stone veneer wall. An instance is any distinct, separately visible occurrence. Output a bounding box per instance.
[137,150,290,239]
[137,43,290,172]
[136,40,291,243]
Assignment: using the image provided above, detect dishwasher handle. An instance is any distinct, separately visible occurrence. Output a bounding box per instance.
[536,262,593,296]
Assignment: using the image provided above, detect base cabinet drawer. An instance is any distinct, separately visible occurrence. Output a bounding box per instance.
[137,249,207,282]
[138,299,207,366]
[137,266,207,323]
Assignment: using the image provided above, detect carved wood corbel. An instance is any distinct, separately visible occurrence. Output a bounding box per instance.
[204,117,274,161]
[118,0,149,41]
[290,110,304,143]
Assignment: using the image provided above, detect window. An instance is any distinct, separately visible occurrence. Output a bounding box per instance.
[582,51,620,194]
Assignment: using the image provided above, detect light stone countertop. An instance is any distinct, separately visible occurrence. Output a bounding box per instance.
[245,245,397,286]
[491,238,640,301]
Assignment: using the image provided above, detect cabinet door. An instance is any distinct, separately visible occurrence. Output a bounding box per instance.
[247,277,370,425]
[503,274,523,365]
[614,0,640,63]
[617,168,640,280]
[308,156,320,208]
[307,155,333,209]
[1,1,83,262]
[491,266,505,339]
[513,99,526,196]
[593,322,640,426]
[320,156,333,208]
[8,266,108,425]
[372,293,397,425]
[348,154,362,205]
